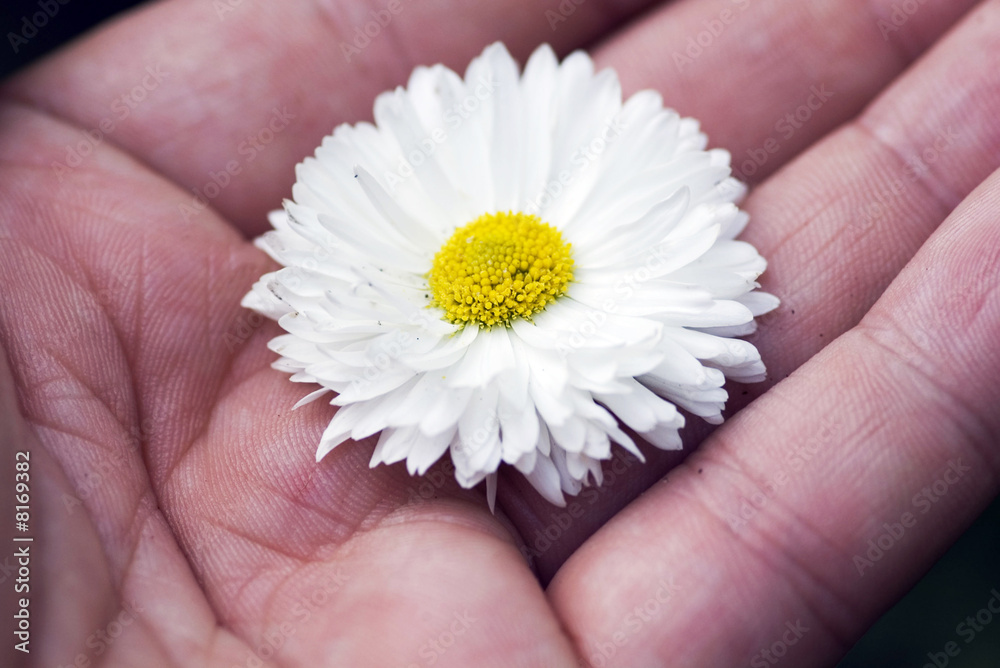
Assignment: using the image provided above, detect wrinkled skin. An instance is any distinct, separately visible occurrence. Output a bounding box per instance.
[2,0,1000,666]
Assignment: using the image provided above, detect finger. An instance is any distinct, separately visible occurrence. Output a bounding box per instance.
[595,0,979,184]
[549,165,1000,667]
[501,0,1000,579]
[744,0,1000,385]
[154,247,580,665]
[0,99,581,666]
[0,0,657,236]
[175,381,581,666]
[0,342,112,667]
[0,103,257,665]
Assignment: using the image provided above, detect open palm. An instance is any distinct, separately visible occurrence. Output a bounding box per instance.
[2,1,1000,666]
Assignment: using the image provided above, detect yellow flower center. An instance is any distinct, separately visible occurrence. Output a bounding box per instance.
[428,211,574,328]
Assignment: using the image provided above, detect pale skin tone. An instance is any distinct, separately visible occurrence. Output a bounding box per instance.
[1,0,999,665]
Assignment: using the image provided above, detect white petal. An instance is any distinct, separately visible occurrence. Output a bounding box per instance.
[574,187,690,261]
[406,426,456,475]
[470,42,523,211]
[455,384,502,478]
[243,41,777,511]
[499,395,540,464]
[522,453,567,506]
[445,326,515,387]
[639,423,684,451]
[353,166,440,247]
[596,380,682,433]
[372,426,419,467]
[517,45,559,209]
[316,413,352,461]
[486,472,498,513]
[739,290,780,316]
[293,387,331,409]
[420,388,474,437]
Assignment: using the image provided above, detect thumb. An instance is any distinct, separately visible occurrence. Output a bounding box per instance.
[1,341,118,667]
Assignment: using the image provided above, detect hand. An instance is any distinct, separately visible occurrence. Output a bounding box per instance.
[2,1,998,665]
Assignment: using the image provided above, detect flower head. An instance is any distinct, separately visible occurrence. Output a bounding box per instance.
[243,42,778,508]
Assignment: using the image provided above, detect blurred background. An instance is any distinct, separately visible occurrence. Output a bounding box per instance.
[2,1,998,666]
[837,495,1000,668]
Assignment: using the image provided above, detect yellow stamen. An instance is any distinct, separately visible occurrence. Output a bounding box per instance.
[428,211,574,328]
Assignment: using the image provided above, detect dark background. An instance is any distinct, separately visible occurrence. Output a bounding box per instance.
[1,0,142,79]
[2,1,999,666]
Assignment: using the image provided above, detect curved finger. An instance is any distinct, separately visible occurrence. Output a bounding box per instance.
[0,96,582,666]
[595,0,978,183]
[0,103,257,665]
[0,0,657,236]
[502,0,1000,578]
[549,166,1000,667]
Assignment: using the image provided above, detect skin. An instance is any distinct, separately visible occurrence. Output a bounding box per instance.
[1,0,999,665]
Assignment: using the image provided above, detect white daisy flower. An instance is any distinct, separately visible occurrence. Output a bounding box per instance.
[243,42,778,509]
